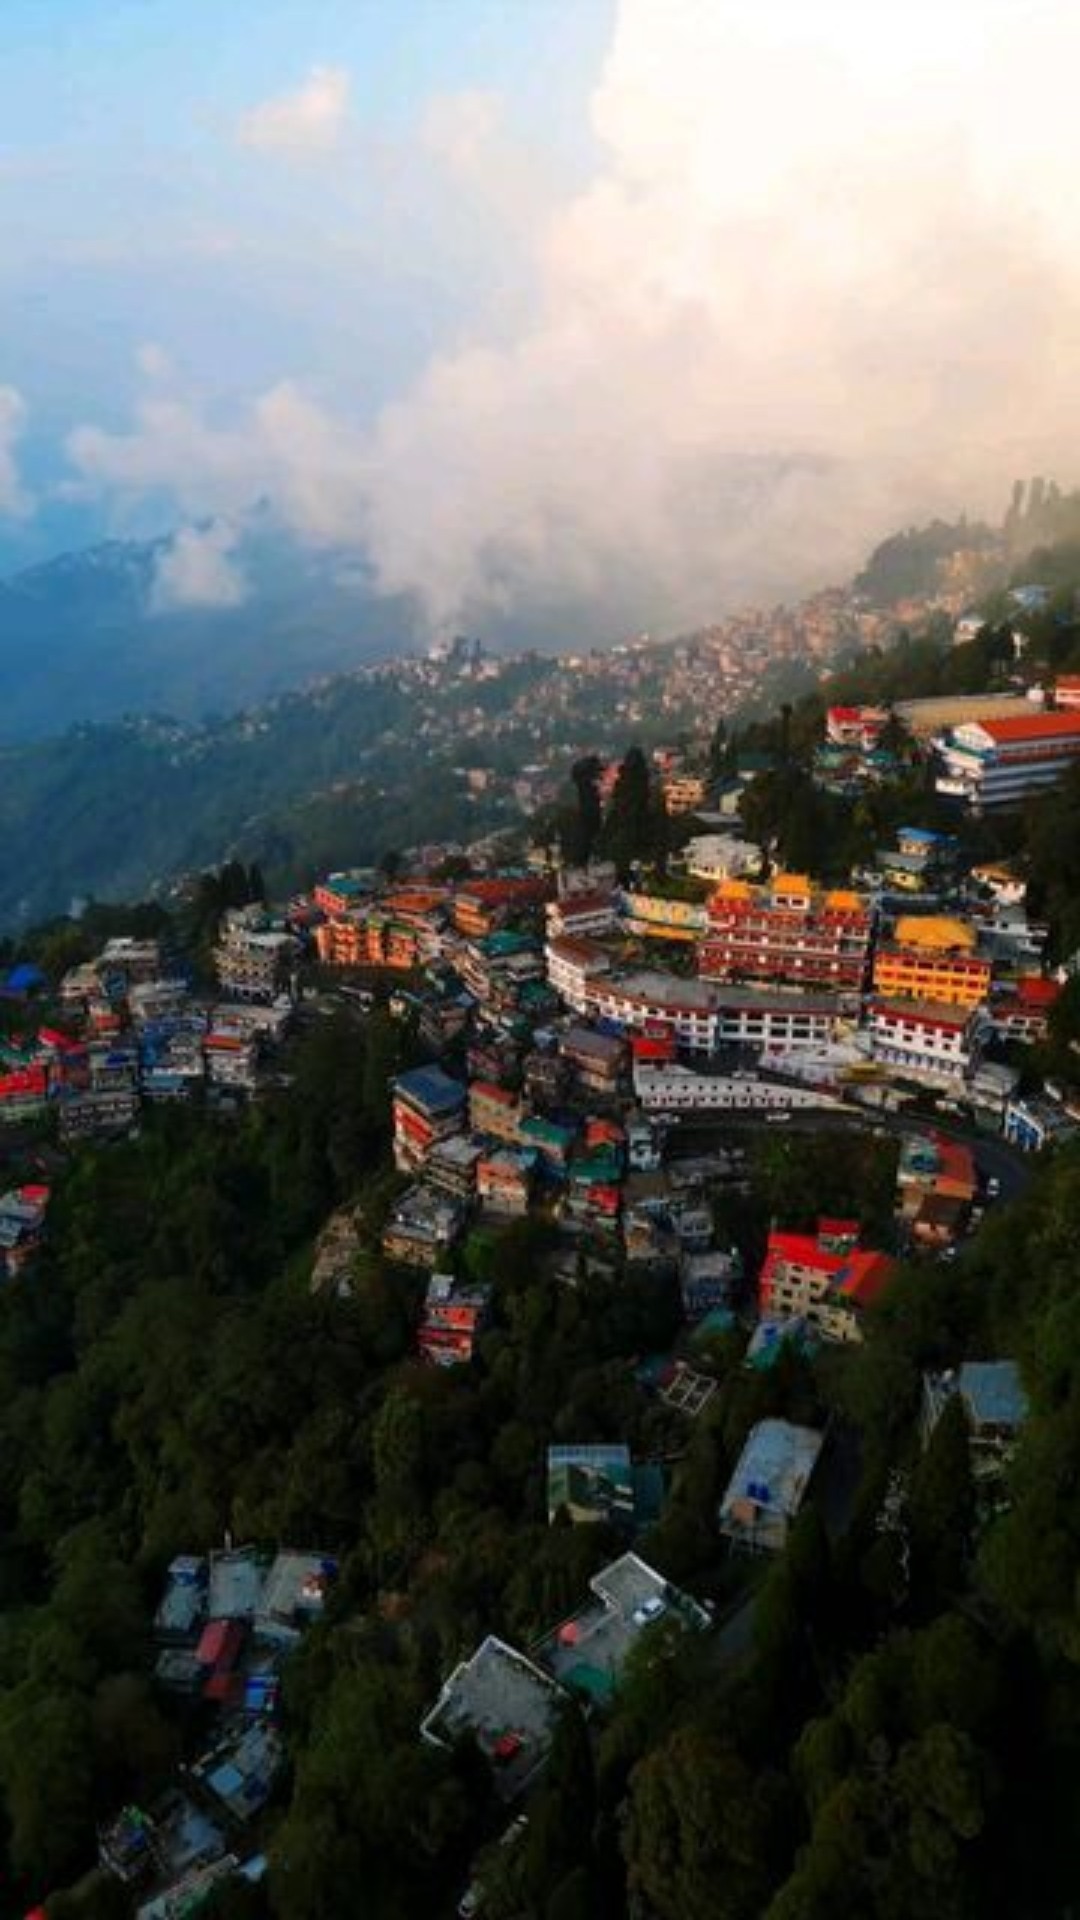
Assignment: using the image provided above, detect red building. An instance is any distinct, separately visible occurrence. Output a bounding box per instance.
[758,1219,895,1343]
[417,1274,492,1365]
[699,876,873,991]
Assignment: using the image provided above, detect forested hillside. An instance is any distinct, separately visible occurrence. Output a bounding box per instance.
[0,994,1078,1917]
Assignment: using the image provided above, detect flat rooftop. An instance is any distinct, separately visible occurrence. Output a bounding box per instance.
[422,1636,566,1800]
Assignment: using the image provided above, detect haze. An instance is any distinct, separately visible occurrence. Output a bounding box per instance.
[4,0,1080,640]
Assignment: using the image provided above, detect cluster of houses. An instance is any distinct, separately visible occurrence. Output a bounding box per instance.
[0,920,298,1138]
[96,1545,336,1916]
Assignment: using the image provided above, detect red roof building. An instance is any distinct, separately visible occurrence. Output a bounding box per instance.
[758,1221,895,1343]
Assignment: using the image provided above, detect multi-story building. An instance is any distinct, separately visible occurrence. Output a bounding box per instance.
[381,1184,464,1268]
[391,1065,467,1172]
[661,772,709,814]
[476,1148,534,1215]
[868,999,979,1083]
[545,891,618,941]
[469,1079,525,1144]
[825,705,889,749]
[417,1274,492,1365]
[757,1220,895,1343]
[935,710,1080,809]
[873,923,991,1011]
[545,936,612,1012]
[215,910,298,1003]
[451,876,551,939]
[988,975,1060,1044]
[698,875,872,991]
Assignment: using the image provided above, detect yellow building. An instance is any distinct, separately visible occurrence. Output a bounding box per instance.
[893,915,977,953]
[873,944,991,1010]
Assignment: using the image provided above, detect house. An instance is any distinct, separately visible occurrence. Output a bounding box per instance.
[476,1148,534,1216]
[256,1551,337,1642]
[154,1556,208,1644]
[469,1079,525,1144]
[533,1552,709,1707]
[0,1183,49,1278]
[757,1223,894,1342]
[546,1444,636,1527]
[417,1273,492,1364]
[680,1246,742,1320]
[382,1184,465,1269]
[392,1065,467,1172]
[719,1419,824,1552]
[214,909,298,1003]
[922,1361,1028,1490]
[421,1636,567,1801]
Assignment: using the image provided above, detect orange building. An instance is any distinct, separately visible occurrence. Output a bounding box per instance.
[873,944,991,1011]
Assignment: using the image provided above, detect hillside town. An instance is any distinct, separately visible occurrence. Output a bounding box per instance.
[2,604,1079,1917]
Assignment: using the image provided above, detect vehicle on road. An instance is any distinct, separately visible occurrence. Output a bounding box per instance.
[632,1596,667,1627]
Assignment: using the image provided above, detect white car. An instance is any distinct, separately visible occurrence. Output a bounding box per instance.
[632,1595,667,1627]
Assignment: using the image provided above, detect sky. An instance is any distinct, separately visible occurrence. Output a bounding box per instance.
[3,0,1080,637]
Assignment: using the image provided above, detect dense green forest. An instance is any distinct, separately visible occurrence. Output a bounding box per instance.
[1,992,1079,1917]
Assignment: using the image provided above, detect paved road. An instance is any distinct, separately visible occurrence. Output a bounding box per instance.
[670,1104,1034,1203]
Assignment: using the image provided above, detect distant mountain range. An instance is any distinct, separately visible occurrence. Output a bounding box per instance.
[0,516,426,741]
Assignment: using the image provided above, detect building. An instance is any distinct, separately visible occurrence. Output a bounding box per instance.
[392,1065,467,1172]
[214,911,298,1003]
[826,705,889,749]
[894,691,1031,740]
[545,891,618,941]
[421,1636,567,1800]
[1004,1093,1078,1151]
[546,1444,636,1527]
[935,710,1080,809]
[698,875,872,991]
[381,1184,465,1269]
[868,999,978,1083]
[873,921,991,1011]
[545,936,612,1012]
[418,1273,492,1365]
[661,772,709,814]
[922,1361,1028,1494]
[1054,673,1080,711]
[631,1060,841,1114]
[0,1183,49,1278]
[682,833,756,884]
[989,975,1060,1045]
[469,1079,525,1144]
[757,1221,895,1343]
[719,1419,824,1552]
[476,1148,535,1215]
[559,1025,627,1102]
[313,872,376,916]
[533,1551,709,1706]
[619,891,708,942]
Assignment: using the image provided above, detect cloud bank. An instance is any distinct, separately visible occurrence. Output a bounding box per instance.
[0,388,33,520]
[151,519,248,612]
[64,2,1080,638]
[236,64,350,154]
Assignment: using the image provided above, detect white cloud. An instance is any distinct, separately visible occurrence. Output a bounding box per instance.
[67,383,370,546]
[151,519,248,611]
[0,387,33,520]
[60,3,1080,636]
[236,65,350,155]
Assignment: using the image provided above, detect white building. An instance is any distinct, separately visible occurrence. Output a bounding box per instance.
[682,833,756,884]
[868,1000,977,1084]
[632,1061,842,1114]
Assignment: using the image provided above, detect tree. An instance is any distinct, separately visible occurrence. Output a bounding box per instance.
[601,746,652,881]
[907,1396,975,1617]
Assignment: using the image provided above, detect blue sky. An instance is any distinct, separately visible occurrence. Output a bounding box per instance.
[0,0,614,564]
